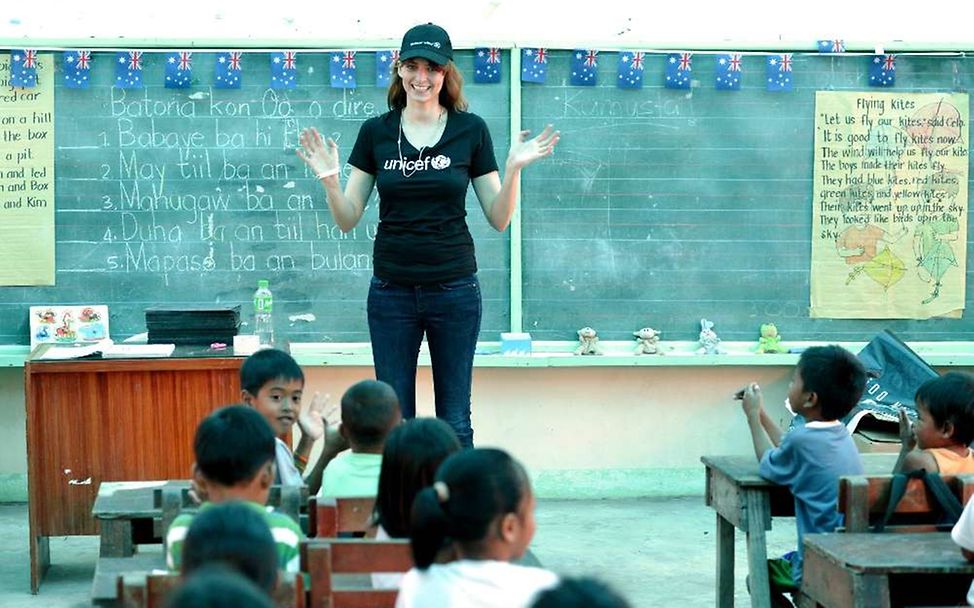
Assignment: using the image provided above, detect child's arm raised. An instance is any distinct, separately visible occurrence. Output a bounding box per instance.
[738,383,774,461]
[892,408,938,473]
[294,393,349,495]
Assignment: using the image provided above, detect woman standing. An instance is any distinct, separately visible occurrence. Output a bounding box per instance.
[296,23,558,447]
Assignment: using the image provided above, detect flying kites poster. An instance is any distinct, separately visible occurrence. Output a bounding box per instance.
[810,91,968,319]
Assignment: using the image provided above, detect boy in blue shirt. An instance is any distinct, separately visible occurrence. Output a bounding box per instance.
[737,345,866,605]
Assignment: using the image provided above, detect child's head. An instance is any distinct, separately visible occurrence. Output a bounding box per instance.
[181,501,279,593]
[531,577,631,608]
[340,380,402,452]
[165,565,274,608]
[912,372,974,449]
[193,405,276,503]
[375,417,462,538]
[791,345,866,421]
[410,447,534,569]
[240,348,305,435]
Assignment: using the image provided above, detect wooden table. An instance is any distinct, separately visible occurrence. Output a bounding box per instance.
[25,347,244,592]
[702,454,897,608]
[800,532,974,607]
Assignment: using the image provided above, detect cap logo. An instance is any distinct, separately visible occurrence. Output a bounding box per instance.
[409,41,441,49]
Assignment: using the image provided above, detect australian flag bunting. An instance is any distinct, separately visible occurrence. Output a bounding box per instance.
[869,54,895,87]
[766,53,793,92]
[271,51,297,89]
[330,51,357,89]
[474,48,501,83]
[617,51,645,90]
[63,50,91,89]
[818,39,846,53]
[10,49,38,88]
[570,49,598,86]
[664,52,692,89]
[214,52,243,89]
[165,52,193,89]
[521,48,548,84]
[715,53,742,90]
[376,50,398,87]
[115,51,144,89]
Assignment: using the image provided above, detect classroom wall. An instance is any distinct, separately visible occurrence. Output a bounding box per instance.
[0,368,27,500]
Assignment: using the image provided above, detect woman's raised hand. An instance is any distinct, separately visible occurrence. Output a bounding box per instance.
[507,124,560,170]
[296,127,341,179]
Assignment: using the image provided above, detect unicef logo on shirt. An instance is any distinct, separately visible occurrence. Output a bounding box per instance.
[431,155,451,170]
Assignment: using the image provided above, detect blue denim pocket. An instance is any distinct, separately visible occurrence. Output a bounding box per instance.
[435,274,479,292]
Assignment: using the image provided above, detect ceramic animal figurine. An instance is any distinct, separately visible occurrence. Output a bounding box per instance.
[633,327,663,355]
[575,326,603,355]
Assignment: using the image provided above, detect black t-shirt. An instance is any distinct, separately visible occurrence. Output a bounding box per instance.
[347,109,498,285]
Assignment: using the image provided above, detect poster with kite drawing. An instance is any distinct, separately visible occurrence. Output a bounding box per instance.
[810,91,968,319]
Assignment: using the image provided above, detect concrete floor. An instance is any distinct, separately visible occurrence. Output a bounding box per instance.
[0,497,799,607]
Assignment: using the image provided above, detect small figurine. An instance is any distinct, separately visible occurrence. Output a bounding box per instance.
[575,326,603,355]
[756,323,786,354]
[633,327,663,355]
[696,318,726,355]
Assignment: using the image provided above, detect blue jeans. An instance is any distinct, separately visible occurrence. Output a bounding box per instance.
[367,274,481,447]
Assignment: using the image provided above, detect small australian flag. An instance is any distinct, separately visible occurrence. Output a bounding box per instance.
[818,39,846,53]
[766,54,793,92]
[570,49,598,86]
[869,54,896,87]
[10,49,38,88]
[376,50,398,87]
[715,53,742,91]
[330,51,357,89]
[165,52,193,89]
[271,51,297,89]
[115,51,144,89]
[474,48,501,83]
[617,51,644,90]
[214,52,243,89]
[664,52,692,89]
[63,50,91,89]
[521,48,548,84]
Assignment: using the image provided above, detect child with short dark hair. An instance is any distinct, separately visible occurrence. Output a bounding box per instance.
[530,577,631,608]
[165,405,304,575]
[395,448,557,608]
[240,348,344,494]
[318,379,402,499]
[737,345,866,602]
[165,565,274,608]
[895,372,974,474]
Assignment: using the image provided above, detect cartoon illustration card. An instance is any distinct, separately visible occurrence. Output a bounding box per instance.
[30,305,109,349]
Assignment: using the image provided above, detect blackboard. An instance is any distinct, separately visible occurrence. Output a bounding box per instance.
[520,51,974,341]
[0,50,511,344]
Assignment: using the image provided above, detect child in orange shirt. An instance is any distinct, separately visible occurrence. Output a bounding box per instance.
[895,372,974,474]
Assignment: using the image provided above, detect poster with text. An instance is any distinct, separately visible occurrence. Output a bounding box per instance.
[811,91,968,319]
[0,53,54,285]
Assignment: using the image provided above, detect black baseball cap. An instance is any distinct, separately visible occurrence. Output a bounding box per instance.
[399,23,453,66]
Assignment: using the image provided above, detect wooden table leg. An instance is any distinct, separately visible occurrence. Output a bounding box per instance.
[744,491,772,608]
[852,573,890,608]
[100,519,135,557]
[716,512,735,608]
[30,535,50,594]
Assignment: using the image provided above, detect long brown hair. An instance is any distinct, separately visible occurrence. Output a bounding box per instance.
[386,60,468,112]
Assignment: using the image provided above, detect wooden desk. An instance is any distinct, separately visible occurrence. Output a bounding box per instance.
[25,348,244,592]
[702,454,896,608]
[800,532,974,607]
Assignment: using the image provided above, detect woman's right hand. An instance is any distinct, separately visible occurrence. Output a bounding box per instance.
[296,127,340,179]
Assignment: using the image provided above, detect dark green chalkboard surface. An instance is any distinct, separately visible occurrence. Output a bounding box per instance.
[0,50,511,344]
[2,49,973,345]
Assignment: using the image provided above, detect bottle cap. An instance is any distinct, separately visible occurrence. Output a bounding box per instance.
[258,279,269,289]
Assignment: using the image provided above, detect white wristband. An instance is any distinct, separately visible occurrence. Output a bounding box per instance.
[315,167,340,180]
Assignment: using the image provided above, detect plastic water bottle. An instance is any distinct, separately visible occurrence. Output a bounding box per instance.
[253,279,274,346]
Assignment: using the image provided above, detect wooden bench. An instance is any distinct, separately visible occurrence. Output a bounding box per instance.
[117,570,305,608]
[302,538,412,608]
[309,496,376,538]
[837,474,974,533]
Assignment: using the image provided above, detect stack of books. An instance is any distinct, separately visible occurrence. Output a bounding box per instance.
[145,306,240,345]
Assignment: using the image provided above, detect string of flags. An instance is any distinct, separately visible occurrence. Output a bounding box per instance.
[7,44,898,92]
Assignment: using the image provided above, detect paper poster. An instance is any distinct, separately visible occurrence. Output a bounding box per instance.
[811,91,969,319]
[30,305,109,349]
[0,53,55,285]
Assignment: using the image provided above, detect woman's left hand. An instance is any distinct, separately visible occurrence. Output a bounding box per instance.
[507,124,560,170]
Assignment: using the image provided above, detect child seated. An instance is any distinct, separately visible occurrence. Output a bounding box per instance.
[318,379,402,499]
[895,372,974,474]
[240,348,345,494]
[736,345,866,602]
[395,448,558,608]
[166,405,304,575]
[165,565,275,608]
